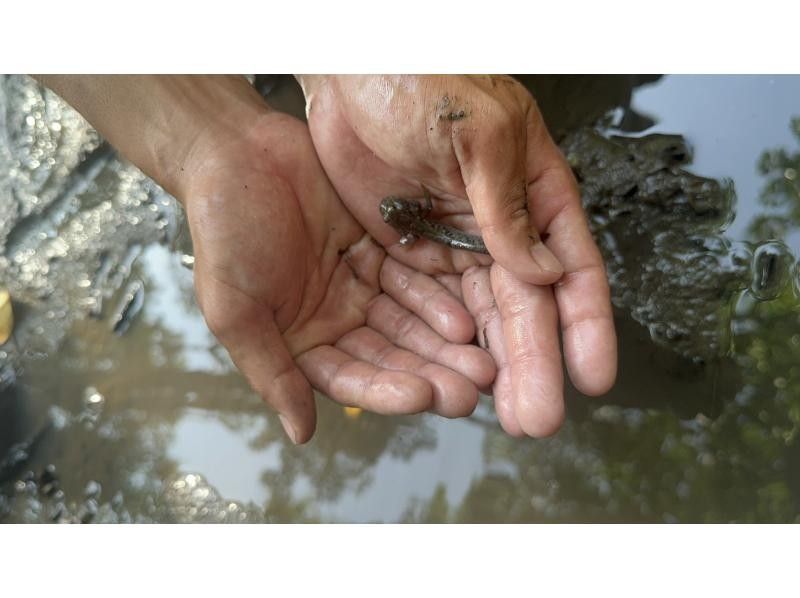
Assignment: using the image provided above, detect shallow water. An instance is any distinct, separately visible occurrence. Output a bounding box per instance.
[1,74,800,523]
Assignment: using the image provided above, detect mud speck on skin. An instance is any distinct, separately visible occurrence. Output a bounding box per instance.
[442,110,467,121]
[435,94,469,122]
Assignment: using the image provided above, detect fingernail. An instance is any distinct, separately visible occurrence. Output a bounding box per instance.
[278,414,298,444]
[530,241,564,275]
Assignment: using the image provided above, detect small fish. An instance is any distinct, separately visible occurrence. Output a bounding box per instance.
[379,187,488,254]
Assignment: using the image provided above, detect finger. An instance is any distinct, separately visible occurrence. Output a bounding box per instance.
[366,294,496,389]
[524,123,618,396]
[435,273,464,301]
[462,266,524,436]
[337,327,479,418]
[220,316,317,445]
[296,344,433,415]
[380,256,475,344]
[491,263,564,437]
[452,102,564,285]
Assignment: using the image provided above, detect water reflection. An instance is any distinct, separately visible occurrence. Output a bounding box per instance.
[410,283,800,523]
[2,75,800,522]
[749,117,800,244]
[404,110,800,523]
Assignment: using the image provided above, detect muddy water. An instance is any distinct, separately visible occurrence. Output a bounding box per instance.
[2,75,800,523]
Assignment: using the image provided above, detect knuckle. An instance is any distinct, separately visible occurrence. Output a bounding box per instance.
[372,344,396,368]
[395,310,419,340]
[420,284,448,313]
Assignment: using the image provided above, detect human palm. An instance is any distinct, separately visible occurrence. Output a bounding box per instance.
[183,111,495,443]
[299,75,618,437]
[299,74,566,281]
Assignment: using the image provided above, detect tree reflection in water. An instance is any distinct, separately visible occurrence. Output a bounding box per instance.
[405,115,800,523]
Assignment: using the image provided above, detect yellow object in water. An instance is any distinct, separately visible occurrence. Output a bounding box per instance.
[344,406,363,419]
[0,288,12,345]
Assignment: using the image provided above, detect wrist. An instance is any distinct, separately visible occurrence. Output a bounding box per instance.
[164,76,272,201]
[35,75,271,202]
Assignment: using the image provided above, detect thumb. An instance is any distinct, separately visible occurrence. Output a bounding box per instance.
[454,106,564,285]
[205,303,317,445]
[241,319,317,445]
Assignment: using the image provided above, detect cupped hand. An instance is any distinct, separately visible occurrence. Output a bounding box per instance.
[181,108,495,444]
[298,74,617,436]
